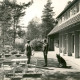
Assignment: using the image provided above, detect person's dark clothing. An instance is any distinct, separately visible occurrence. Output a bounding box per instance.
[43,43,48,66]
[26,44,32,64]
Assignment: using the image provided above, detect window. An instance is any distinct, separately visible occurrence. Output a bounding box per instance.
[58,1,79,24]
[63,13,66,20]
[70,7,74,16]
[76,2,79,12]
[64,12,69,20]
[79,0,80,11]
[70,2,79,16]
[66,10,70,19]
[73,5,78,15]
[62,15,65,22]
[58,17,62,24]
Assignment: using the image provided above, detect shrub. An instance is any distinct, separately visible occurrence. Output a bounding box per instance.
[15,43,25,52]
[10,49,18,55]
[30,39,43,51]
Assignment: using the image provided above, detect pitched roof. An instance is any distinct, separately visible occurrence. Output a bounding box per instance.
[48,12,80,36]
[57,0,77,18]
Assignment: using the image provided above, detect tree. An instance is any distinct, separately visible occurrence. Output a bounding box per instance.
[0,0,33,47]
[0,0,12,47]
[7,0,33,47]
[26,18,41,40]
[16,26,25,38]
[41,0,55,38]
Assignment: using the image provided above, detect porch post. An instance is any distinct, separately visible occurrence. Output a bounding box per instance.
[74,31,79,58]
[62,34,66,54]
[71,34,74,54]
[67,33,72,56]
[59,34,62,53]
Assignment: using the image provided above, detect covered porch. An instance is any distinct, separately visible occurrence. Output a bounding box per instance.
[48,12,80,58]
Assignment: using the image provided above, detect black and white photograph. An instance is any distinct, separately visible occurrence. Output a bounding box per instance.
[0,0,80,80]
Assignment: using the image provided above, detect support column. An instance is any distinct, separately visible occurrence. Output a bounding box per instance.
[59,34,62,53]
[79,32,80,57]
[74,31,79,58]
[62,34,66,54]
[71,34,74,54]
[67,33,72,56]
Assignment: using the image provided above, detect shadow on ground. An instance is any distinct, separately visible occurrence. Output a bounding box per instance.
[41,71,80,80]
[30,57,69,68]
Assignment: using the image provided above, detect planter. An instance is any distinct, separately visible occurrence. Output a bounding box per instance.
[11,51,17,55]
[3,61,12,65]
[19,52,24,54]
[5,73,13,77]
[15,70,22,73]
[5,54,11,57]
[11,77,22,80]
[15,55,21,57]
[20,63,25,67]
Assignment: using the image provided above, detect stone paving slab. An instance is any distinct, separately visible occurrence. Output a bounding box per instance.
[0,51,80,80]
[33,51,80,70]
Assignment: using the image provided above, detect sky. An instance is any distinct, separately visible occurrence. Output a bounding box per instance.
[0,0,73,27]
[18,0,73,27]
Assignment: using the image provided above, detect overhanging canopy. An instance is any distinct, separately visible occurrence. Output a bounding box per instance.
[48,12,80,36]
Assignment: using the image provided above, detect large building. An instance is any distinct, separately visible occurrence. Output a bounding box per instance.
[48,0,80,58]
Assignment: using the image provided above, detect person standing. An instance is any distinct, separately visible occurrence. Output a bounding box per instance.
[25,40,32,64]
[43,39,48,67]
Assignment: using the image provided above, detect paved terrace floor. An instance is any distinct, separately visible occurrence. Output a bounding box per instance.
[3,51,80,70]
[1,51,80,80]
[33,51,80,70]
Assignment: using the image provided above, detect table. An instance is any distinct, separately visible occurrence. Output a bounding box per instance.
[11,59,28,73]
[11,59,28,62]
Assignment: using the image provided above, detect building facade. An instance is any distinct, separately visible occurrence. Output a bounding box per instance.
[48,0,80,58]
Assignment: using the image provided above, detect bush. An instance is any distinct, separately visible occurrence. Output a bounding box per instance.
[10,49,18,55]
[15,43,25,52]
[1,45,13,54]
[30,39,43,51]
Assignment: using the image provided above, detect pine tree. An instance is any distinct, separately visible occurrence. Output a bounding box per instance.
[41,0,55,38]
[0,0,33,47]
[26,18,41,40]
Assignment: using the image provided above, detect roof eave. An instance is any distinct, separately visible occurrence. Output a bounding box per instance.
[57,0,77,18]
